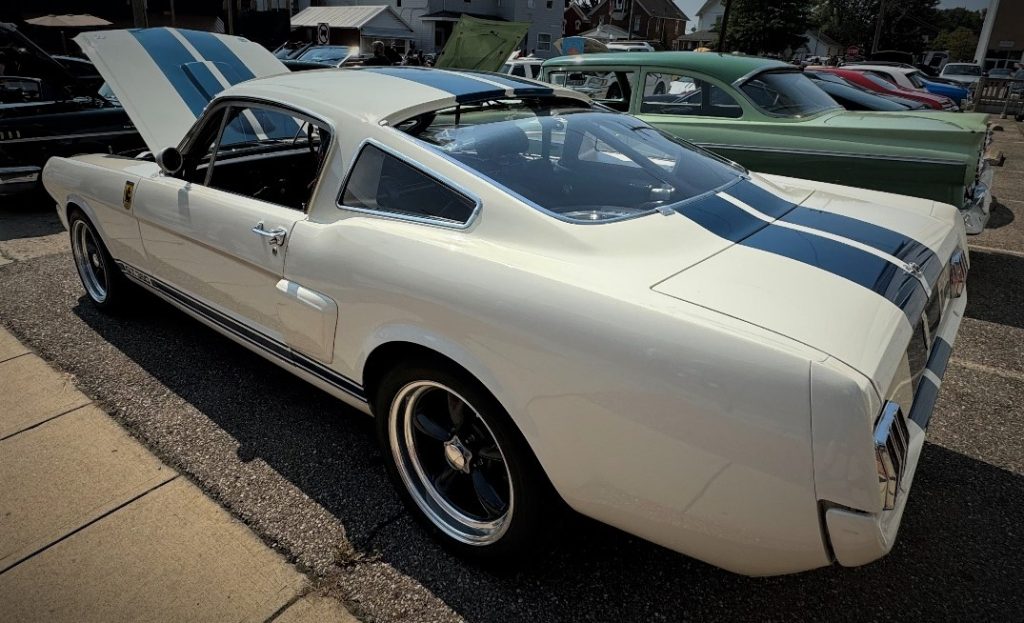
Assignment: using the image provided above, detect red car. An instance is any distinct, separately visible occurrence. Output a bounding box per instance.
[809,67,955,110]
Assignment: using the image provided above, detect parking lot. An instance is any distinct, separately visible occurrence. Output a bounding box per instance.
[1,120,1022,622]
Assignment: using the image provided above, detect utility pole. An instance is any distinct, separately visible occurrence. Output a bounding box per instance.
[872,0,887,55]
[130,0,148,28]
[717,0,733,53]
[227,0,236,35]
[627,0,635,40]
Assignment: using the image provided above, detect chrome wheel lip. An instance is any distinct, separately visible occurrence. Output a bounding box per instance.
[389,380,514,546]
[71,220,108,303]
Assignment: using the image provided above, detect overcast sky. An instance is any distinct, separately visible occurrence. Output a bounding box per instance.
[673,0,992,26]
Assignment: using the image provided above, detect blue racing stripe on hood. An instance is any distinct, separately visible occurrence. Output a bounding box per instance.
[362,67,507,103]
[177,29,255,83]
[780,207,943,288]
[130,28,208,116]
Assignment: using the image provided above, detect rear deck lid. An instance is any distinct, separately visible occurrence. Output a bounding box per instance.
[74,28,287,153]
[653,176,959,388]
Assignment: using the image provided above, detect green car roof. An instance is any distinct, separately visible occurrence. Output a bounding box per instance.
[542,52,792,84]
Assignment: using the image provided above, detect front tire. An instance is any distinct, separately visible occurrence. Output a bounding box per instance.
[374,360,561,561]
[69,211,129,311]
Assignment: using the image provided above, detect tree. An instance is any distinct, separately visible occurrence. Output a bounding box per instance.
[932,26,979,62]
[934,7,983,35]
[811,0,941,55]
[720,0,811,56]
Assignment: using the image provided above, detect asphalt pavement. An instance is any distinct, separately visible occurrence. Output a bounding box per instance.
[1,123,1023,622]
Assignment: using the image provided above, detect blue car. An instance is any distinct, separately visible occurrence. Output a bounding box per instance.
[919,77,970,106]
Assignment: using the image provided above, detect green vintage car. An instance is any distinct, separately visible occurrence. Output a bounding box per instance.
[540,52,995,233]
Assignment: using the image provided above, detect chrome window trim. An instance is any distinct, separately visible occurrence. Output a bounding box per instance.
[415,132,745,226]
[176,96,340,216]
[335,137,482,231]
[695,142,965,167]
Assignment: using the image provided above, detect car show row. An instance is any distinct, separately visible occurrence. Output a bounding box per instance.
[0,23,998,575]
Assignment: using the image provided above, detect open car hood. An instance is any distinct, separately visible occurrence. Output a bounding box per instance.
[74,28,287,153]
[434,16,530,73]
[0,22,78,94]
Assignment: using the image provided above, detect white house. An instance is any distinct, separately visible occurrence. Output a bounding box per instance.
[789,30,842,61]
[294,0,564,56]
[693,0,724,32]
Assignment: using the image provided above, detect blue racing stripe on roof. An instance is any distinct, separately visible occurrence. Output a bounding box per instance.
[177,29,255,83]
[362,67,507,103]
[458,70,555,97]
[130,28,208,116]
[780,206,943,288]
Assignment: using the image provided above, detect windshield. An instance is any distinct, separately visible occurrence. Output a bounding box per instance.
[905,71,927,88]
[859,71,898,90]
[945,64,981,76]
[97,82,120,106]
[400,100,742,223]
[298,46,351,64]
[741,71,840,117]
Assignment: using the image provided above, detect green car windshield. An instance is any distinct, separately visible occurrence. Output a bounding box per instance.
[741,70,841,118]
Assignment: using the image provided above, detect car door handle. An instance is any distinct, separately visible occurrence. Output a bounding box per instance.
[252,222,287,246]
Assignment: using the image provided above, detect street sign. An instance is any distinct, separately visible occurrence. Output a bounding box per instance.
[846,45,860,57]
[317,22,330,45]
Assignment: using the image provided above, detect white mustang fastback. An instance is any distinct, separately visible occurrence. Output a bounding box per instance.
[43,29,968,575]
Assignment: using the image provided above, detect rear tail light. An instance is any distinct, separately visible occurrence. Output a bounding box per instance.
[874,401,910,511]
[949,248,967,298]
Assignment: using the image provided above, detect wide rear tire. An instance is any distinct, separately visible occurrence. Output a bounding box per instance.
[374,359,562,562]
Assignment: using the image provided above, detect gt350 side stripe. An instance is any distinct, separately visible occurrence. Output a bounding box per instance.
[116,261,367,402]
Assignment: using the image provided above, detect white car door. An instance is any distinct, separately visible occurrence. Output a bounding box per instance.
[132,102,338,362]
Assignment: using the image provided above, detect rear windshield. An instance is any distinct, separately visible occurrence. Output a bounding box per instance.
[398,99,742,223]
[741,70,840,117]
[944,64,982,76]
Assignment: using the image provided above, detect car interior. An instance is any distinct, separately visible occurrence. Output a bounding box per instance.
[186,106,331,211]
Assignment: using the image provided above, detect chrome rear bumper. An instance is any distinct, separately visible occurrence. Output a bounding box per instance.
[824,291,965,567]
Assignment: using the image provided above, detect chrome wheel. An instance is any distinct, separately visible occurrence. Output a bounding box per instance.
[389,380,513,545]
[71,219,108,303]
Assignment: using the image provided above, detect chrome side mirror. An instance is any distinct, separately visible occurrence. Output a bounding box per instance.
[155,147,183,175]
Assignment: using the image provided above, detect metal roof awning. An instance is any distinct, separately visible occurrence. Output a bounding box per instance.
[290,6,414,34]
[24,14,112,28]
[420,11,505,22]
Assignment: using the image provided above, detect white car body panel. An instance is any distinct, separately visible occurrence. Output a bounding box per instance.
[43,29,969,576]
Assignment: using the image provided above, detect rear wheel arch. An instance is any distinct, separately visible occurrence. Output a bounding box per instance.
[360,340,558,489]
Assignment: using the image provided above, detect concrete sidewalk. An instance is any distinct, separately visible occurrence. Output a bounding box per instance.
[0,327,357,623]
